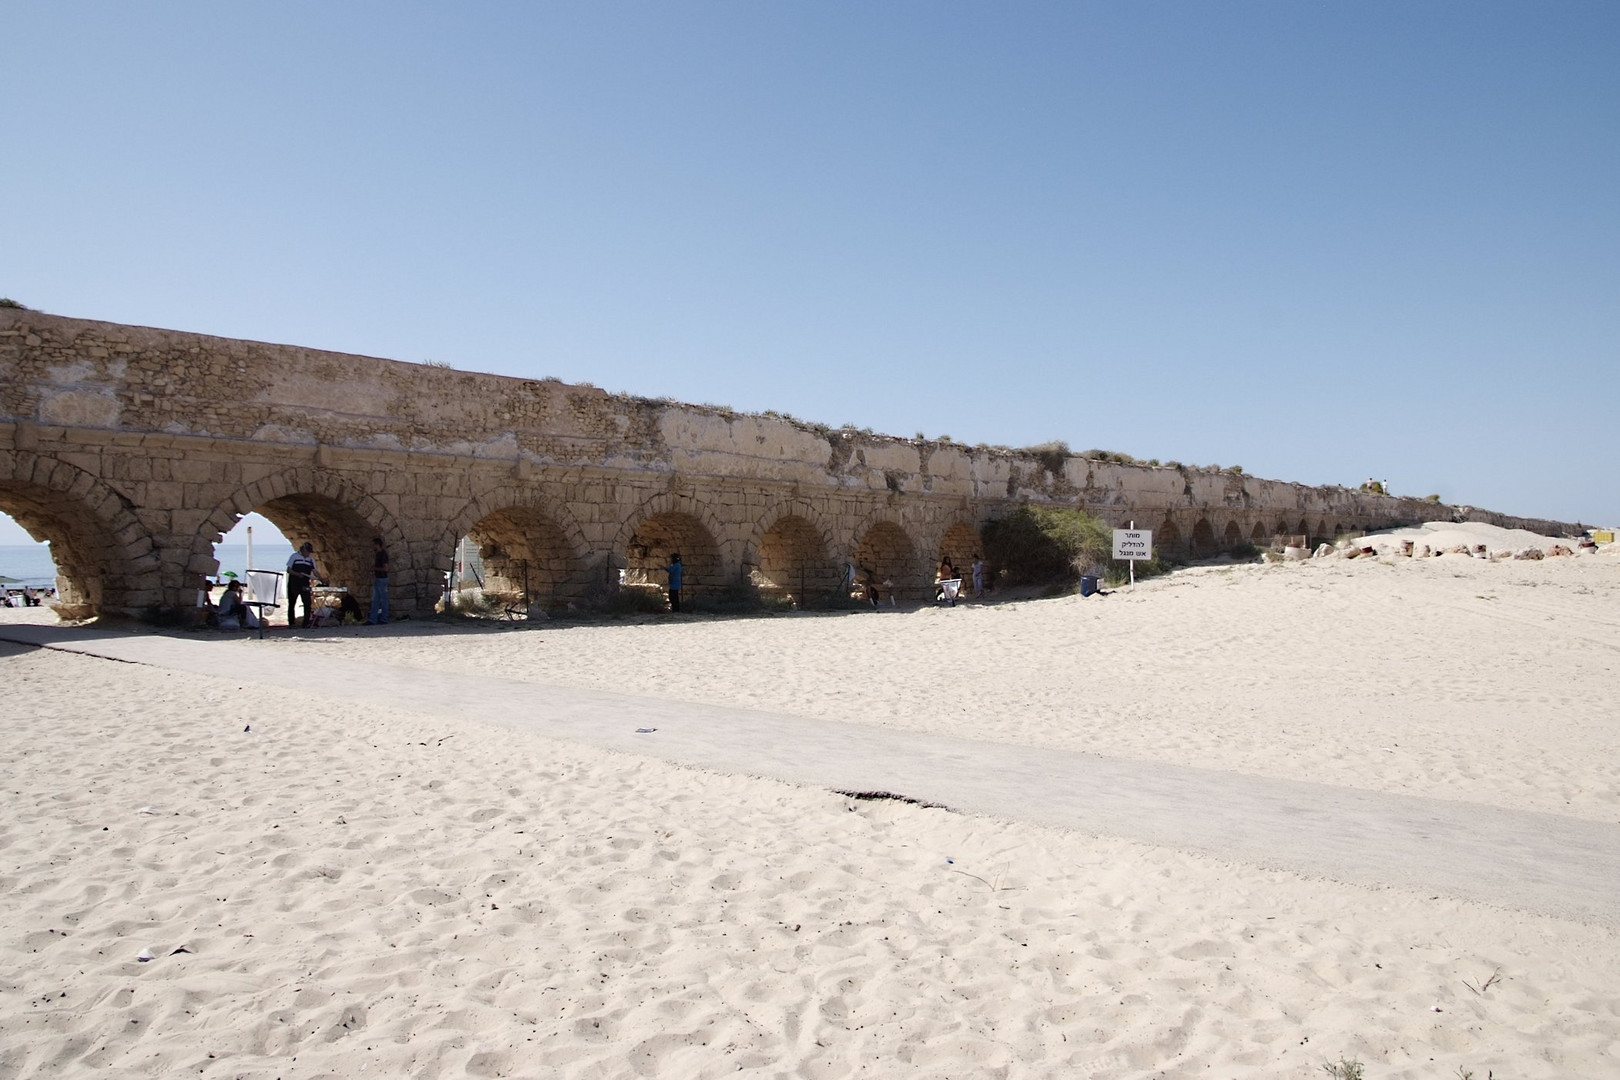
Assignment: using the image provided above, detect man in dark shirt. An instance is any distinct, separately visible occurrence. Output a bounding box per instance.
[286,542,320,628]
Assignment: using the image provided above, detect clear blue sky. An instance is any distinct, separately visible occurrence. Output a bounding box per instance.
[4,1,1616,546]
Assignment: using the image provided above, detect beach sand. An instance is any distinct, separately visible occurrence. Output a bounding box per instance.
[2,531,1617,1078]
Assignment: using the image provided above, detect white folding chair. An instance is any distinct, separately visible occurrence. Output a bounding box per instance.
[244,569,284,639]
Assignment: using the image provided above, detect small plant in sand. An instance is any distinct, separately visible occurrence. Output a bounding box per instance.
[603,586,671,616]
[687,583,791,615]
[441,590,506,619]
[1321,1058,1364,1080]
[950,861,1016,892]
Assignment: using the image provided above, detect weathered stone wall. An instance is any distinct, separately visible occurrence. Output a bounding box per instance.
[0,310,1584,619]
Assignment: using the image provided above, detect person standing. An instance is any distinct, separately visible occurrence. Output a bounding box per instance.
[368,536,390,624]
[286,542,320,628]
[971,553,984,599]
[665,552,683,612]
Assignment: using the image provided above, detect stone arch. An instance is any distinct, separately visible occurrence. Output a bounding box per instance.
[1250,521,1269,542]
[935,518,981,581]
[1191,517,1217,557]
[0,452,161,619]
[852,513,922,602]
[1223,521,1243,549]
[442,487,591,608]
[742,498,841,565]
[1315,519,1332,544]
[615,493,728,599]
[198,467,409,613]
[751,511,840,608]
[1156,517,1182,557]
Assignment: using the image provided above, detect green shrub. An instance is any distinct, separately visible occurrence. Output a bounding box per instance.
[687,583,781,615]
[1083,448,1138,465]
[1103,555,1173,587]
[604,586,669,615]
[1228,540,1259,559]
[0,297,31,310]
[983,506,1113,586]
[1020,441,1071,475]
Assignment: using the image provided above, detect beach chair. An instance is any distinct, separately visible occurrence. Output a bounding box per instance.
[937,578,962,606]
[244,569,283,639]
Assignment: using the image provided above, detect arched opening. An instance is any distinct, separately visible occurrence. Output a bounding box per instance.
[854,521,920,602]
[460,506,584,611]
[228,494,384,623]
[214,513,294,580]
[1250,522,1269,543]
[1156,518,1182,558]
[0,509,62,616]
[936,521,981,583]
[753,514,838,608]
[1191,518,1217,557]
[1223,521,1243,549]
[623,511,723,603]
[1315,520,1331,545]
[0,478,151,620]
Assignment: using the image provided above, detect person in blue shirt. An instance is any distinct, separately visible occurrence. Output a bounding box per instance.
[665,553,683,612]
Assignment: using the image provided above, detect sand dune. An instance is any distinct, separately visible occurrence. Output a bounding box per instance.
[1,536,1616,1078]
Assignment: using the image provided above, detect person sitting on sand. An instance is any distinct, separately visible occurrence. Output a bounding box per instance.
[216,580,260,631]
[861,568,880,608]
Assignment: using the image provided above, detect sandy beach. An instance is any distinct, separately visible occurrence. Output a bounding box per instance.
[2,527,1617,1078]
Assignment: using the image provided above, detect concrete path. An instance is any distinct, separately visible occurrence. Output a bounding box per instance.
[6,622,1617,928]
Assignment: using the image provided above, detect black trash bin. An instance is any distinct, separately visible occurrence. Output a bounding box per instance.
[1079,574,1100,597]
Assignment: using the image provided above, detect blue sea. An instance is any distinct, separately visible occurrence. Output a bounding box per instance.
[0,542,297,589]
[0,544,57,589]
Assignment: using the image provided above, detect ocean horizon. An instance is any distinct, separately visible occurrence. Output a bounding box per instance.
[0,542,297,591]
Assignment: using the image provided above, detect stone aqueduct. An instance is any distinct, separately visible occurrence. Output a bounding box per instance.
[0,310,1579,620]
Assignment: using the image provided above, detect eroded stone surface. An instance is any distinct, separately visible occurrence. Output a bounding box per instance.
[0,310,1580,618]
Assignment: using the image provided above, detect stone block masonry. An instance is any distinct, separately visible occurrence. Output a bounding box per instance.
[0,310,1582,619]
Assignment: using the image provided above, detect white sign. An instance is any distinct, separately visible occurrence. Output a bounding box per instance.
[1113,529,1152,561]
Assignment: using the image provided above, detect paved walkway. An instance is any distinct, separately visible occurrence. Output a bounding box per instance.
[5,622,1617,928]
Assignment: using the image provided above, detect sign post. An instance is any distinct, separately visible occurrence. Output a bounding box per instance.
[1112,522,1152,592]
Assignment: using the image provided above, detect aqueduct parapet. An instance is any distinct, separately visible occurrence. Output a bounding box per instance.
[0,310,1583,619]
